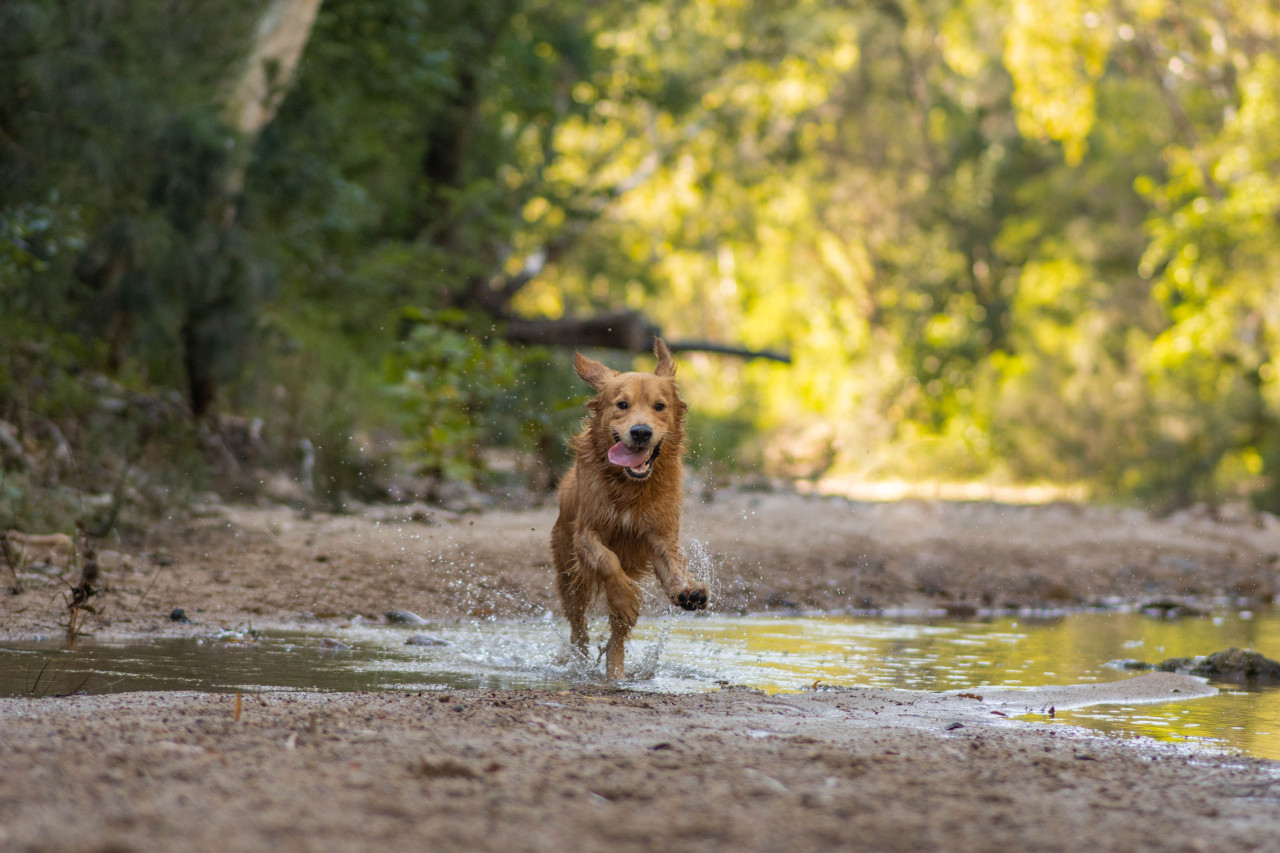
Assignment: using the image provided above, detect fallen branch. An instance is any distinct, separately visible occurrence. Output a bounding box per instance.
[502,311,659,353]
[667,340,791,364]
[500,311,791,364]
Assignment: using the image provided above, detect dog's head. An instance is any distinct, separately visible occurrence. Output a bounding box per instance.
[575,338,687,481]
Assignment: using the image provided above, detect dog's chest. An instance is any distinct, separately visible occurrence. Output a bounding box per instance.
[604,504,644,534]
[592,501,673,552]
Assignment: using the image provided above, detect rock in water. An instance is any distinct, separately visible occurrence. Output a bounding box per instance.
[1104,658,1152,671]
[1156,647,1280,686]
[406,633,449,647]
[385,610,430,626]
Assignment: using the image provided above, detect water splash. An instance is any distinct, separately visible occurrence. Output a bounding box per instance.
[684,537,718,605]
[624,619,673,681]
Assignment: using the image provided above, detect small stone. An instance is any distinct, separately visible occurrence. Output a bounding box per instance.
[169,608,191,623]
[386,610,430,626]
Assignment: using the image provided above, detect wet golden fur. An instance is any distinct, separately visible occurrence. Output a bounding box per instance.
[550,338,708,678]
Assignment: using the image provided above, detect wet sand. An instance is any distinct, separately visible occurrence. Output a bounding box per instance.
[4,490,1280,850]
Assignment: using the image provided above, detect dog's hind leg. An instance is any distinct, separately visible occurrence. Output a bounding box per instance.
[604,611,631,679]
[555,567,591,659]
[552,510,592,659]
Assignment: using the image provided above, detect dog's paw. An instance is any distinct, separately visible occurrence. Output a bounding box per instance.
[674,585,708,611]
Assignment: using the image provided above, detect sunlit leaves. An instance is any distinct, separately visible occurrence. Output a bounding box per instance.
[1004,0,1112,165]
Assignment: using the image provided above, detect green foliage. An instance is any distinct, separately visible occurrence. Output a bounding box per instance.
[481,349,590,474]
[686,410,760,472]
[384,310,596,485]
[0,197,86,280]
[0,320,208,534]
[385,312,520,481]
[0,1,269,413]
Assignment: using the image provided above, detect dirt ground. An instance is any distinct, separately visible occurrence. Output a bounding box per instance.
[5,487,1280,851]
[8,486,1280,637]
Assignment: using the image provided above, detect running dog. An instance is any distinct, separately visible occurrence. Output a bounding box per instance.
[550,338,708,678]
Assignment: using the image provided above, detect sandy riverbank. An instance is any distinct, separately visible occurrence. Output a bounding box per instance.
[5,490,1280,851]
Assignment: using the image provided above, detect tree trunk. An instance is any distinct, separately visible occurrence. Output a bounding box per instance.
[222,0,324,190]
[182,0,322,414]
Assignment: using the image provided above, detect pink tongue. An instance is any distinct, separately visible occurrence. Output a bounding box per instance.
[608,442,650,468]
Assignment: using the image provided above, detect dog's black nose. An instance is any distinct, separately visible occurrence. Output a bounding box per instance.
[629,424,653,444]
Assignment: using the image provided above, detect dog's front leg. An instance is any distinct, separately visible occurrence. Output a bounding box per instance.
[651,541,708,611]
[575,529,640,625]
[575,529,640,678]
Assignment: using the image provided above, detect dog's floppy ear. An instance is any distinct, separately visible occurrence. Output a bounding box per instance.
[575,352,618,390]
[653,337,676,377]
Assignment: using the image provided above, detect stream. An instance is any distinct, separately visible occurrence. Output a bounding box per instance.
[4,609,1280,759]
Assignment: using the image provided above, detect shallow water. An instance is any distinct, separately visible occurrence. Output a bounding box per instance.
[3,610,1280,759]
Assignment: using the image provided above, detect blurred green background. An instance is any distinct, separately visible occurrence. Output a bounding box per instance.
[3,0,1279,530]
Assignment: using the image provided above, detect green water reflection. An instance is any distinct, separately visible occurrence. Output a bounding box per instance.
[637,611,1280,759]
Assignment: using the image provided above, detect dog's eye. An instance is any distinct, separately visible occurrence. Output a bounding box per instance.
[654,402,666,411]
[616,400,629,410]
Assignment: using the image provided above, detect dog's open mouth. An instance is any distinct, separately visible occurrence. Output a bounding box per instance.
[608,439,661,480]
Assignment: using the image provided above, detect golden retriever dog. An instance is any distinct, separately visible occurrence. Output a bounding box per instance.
[551,337,708,678]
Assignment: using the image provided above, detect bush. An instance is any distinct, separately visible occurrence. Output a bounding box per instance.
[385,311,520,482]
